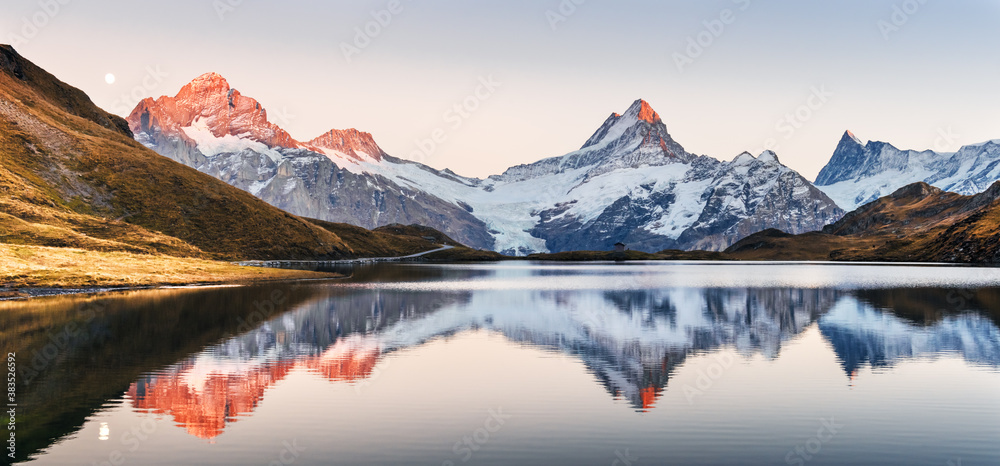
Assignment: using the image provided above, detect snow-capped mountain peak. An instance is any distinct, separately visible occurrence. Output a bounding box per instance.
[570,98,694,170]
[731,150,780,167]
[175,72,230,100]
[581,99,669,148]
[757,150,780,164]
[129,72,308,153]
[308,128,386,163]
[732,151,756,166]
[632,98,662,123]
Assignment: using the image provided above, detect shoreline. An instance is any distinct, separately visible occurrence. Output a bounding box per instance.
[0,274,345,301]
[6,246,996,301]
[0,243,345,300]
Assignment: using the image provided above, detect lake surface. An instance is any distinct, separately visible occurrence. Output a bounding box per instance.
[4,262,1000,465]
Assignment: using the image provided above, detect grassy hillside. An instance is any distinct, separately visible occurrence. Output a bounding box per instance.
[372,223,461,245]
[0,44,349,261]
[304,219,451,257]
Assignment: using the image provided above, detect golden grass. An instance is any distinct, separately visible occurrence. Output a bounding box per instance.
[0,244,338,289]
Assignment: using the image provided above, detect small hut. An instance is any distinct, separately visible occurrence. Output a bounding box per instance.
[614,242,627,253]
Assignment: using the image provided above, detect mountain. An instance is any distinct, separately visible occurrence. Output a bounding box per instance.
[726,181,1000,263]
[130,78,843,254]
[483,101,843,253]
[0,45,460,263]
[128,73,495,250]
[816,130,1000,210]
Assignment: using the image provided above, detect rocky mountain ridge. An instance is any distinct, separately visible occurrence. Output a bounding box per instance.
[129,77,844,254]
[816,130,1000,210]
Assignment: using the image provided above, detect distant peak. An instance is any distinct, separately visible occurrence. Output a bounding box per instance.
[177,72,232,100]
[577,98,690,162]
[733,151,756,165]
[191,72,229,87]
[757,150,780,164]
[842,130,863,146]
[195,71,226,81]
[129,72,305,151]
[628,99,661,123]
[308,128,385,162]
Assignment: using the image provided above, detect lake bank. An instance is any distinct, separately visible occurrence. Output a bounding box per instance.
[0,244,341,299]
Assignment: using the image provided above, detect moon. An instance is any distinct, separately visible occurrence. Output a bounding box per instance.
[105,73,116,85]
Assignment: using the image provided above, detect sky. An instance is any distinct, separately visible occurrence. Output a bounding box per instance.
[3,0,1000,180]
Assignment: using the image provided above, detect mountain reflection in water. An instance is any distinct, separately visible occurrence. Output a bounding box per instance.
[121,272,1000,439]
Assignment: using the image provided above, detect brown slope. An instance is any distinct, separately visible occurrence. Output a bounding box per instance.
[304,219,448,258]
[0,45,349,260]
[726,181,1000,264]
[821,182,969,236]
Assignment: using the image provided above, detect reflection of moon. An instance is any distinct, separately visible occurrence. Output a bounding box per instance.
[105,73,115,85]
[99,422,110,440]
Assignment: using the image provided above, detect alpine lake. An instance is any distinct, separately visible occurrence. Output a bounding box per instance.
[5,262,1000,465]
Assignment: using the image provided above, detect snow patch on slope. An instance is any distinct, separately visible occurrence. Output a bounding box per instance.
[182,117,284,163]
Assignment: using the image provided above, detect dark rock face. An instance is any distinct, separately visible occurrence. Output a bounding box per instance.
[533,190,683,253]
[816,131,874,186]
